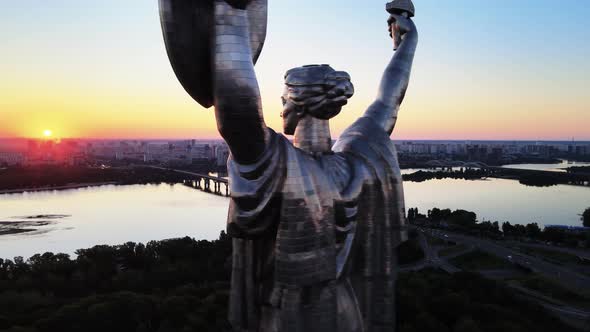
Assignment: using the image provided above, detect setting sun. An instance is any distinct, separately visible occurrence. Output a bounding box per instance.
[43,130,53,138]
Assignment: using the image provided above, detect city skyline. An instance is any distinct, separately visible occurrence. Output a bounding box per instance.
[1,0,589,140]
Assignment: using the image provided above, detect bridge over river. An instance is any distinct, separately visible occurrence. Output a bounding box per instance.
[149,159,590,200]
[147,166,230,197]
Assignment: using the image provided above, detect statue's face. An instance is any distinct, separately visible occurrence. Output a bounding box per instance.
[281,94,301,135]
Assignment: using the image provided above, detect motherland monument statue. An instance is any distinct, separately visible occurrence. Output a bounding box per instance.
[159,0,418,331]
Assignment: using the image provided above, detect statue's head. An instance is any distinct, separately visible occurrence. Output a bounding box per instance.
[281,65,354,135]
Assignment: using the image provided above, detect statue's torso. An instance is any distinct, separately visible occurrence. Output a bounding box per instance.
[228,118,407,332]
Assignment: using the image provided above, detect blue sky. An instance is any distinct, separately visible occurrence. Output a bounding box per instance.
[1,0,589,139]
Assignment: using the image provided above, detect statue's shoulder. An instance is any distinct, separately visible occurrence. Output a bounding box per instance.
[334,117,392,153]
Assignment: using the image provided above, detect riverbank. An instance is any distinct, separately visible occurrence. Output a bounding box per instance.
[402,167,590,187]
[0,182,119,195]
[0,165,189,193]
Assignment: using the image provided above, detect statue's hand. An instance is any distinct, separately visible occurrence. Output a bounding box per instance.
[387,14,416,50]
[387,13,416,36]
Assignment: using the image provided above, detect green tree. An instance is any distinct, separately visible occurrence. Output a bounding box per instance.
[453,317,482,332]
[429,208,452,222]
[583,208,590,227]
[502,222,514,236]
[448,210,477,228]
[397,239,425,265]
[525,223,541,239]
[492,221,500,234]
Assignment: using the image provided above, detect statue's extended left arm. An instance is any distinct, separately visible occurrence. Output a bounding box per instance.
[364,14,418,135]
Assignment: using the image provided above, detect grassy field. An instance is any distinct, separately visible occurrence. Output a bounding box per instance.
[517,246,584,266]
[439,244,469,257]
[513,274,590,309]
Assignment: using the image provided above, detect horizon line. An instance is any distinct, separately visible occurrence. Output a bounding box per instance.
[1,137,589,143]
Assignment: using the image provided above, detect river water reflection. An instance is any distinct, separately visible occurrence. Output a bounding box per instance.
[0,184,229,259]
[1,179,589,259]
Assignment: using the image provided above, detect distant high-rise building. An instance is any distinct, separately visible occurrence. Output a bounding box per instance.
[215,145,230,167]
[0,152,25,166]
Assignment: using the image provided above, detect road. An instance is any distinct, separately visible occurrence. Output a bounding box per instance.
[425,229,590,293]
[399,232,459,274]
[506,241,590,261]
[402,228,590,328]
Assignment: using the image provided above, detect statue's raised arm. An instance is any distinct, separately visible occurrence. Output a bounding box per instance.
[364,3,418,136]
[212,1,269,164]
[159,0,269,164]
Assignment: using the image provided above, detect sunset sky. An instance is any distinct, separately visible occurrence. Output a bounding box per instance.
[1,0,589,140]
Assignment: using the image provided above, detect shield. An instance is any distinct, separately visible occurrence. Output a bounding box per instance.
[159,0,268,108]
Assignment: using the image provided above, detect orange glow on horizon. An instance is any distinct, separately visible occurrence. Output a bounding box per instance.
[1,1,589,142]
[1,75,589,141]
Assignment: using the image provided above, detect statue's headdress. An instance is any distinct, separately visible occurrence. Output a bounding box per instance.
[386,0,415,17]
[284,65,354,120]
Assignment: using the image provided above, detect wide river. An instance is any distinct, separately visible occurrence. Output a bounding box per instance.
[1,177,589,259]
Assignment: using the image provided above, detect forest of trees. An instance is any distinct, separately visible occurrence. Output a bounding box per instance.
[0,233,579,332]
[0,234,233,332]
[408,207,590,247]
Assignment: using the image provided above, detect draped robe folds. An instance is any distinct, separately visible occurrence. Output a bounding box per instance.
[227,117,407,332]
